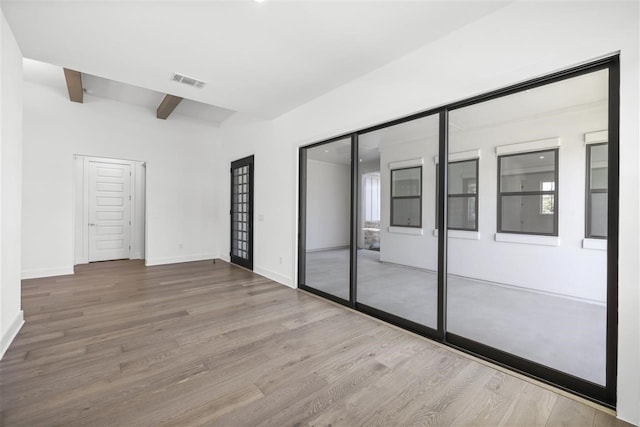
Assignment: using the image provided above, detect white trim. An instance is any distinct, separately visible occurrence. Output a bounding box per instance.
[145,253,218,266]
[22,266,74,280]
[433,229,480,240]
[73,154,142,165]
[388,226,423,235]
[219,254,231,263]
[584,130,608,145]
[73,155,88,264]
[434,149,481,164]
[0,311,24,360]
[254,266,293,288]
[495,137,560,156]
[495,233,560,246]
[388,157,423,170]
[583,238,607,250]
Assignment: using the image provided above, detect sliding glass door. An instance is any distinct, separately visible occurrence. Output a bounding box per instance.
[297,57,618,407]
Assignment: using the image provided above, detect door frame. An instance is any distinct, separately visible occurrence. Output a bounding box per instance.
[73,155,146,265]
[230,155,254,270]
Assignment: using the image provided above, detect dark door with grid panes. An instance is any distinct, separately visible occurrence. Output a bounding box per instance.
[230,155,254,270]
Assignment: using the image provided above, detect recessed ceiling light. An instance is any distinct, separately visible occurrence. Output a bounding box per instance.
[324,150,329,153]
[539,156,545,159]
[254,0,265,3]
[359,159,363,162]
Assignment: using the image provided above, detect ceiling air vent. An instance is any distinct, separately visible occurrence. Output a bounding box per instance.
[171,73,206,88]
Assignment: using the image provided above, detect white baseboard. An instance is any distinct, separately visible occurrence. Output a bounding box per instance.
[216,257,293,288]
[22,266,74,280]
[254,266,293,288]
[0,310,24,360]
[145,253,218,267]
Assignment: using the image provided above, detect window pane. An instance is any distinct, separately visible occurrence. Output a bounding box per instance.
[590,144,608,190]
[500,151,556,192]
[392,168,421,197]
[303,137,351,300]
[448,196,476,230]
[448,160,477,195]
[500,194,555,234]
[590,192,608,237]
[392,198,420,227]
[363,173,381,222]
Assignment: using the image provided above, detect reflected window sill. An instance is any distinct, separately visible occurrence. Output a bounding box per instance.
[388,226,423,235]
[495,233,560,246]
[433,229,480,240]
[583,238,607,250]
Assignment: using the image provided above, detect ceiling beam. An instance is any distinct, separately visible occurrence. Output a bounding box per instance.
[63,68,83,103]
[156,94,183,120]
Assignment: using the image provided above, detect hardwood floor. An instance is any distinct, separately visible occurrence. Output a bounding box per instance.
[0,259,630,426]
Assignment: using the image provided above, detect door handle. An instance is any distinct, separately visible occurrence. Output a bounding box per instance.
[89,223,97,226]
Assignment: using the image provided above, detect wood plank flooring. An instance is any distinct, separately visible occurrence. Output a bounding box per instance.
[0,259,630,426]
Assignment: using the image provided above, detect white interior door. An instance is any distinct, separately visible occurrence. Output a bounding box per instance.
[88,161,131,262]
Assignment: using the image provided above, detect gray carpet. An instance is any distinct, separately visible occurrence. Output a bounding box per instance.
[305,248,606,385]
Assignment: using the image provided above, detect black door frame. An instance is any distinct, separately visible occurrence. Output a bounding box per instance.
[297,55,619,408]
[230,155,254,270]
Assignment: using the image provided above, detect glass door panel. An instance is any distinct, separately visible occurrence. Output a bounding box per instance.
[446,68,609,385]
[300,138,352,301]
[357,114,439,328]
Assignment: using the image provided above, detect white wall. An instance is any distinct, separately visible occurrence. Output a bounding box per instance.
[22,60,220,278]
[305,159,350,251]
[0,11,24,358]
[217,2,639,423]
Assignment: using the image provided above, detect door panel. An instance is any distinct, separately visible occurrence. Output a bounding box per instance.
[89,161,131,262]
[357,113,439,328]
[230,156,254,270]
[300,138,352,301]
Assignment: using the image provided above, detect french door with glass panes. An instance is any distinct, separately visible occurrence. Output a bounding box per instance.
[230,155,254,270]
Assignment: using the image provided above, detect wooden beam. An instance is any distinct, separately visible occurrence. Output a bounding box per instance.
[156,94,183,120]
[63,68,83,103]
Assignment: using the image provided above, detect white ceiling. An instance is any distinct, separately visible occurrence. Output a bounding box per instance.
[2,0,511,120]
[82,73,236,123]
[23,58,236,124]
